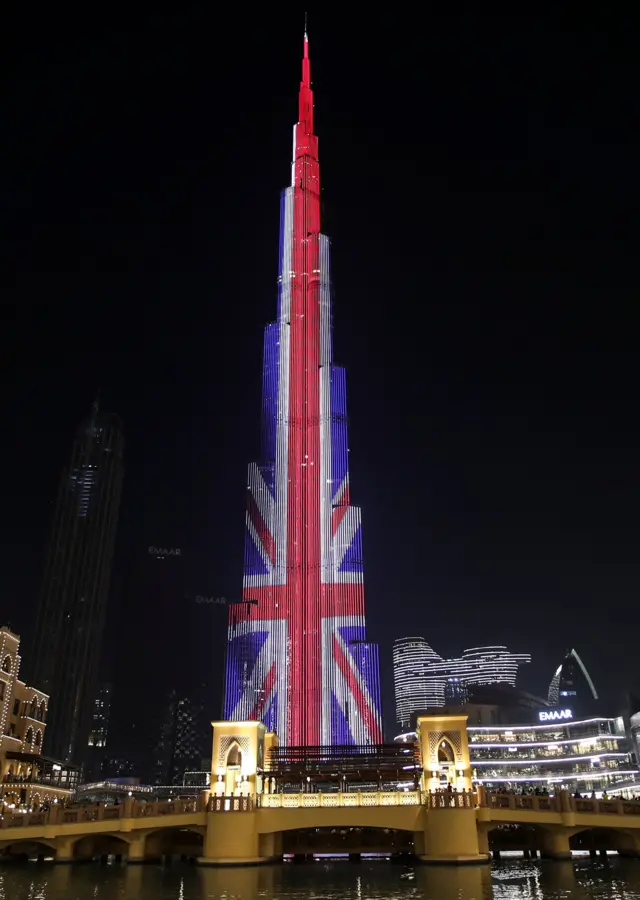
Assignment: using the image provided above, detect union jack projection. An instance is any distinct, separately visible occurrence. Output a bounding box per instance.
[223,32,384,746]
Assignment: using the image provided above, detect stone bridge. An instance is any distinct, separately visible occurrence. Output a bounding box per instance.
[2,790,640,864]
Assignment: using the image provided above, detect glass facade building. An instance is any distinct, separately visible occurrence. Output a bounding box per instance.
[30,404,124,766]
[396,709,638,796]
[154,691,208,786]
[469,715,636,794]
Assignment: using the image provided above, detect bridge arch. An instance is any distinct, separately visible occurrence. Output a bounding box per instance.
[484,822,553,853]
[73,832,133,860]
[281,824,416,855]
[570,826,640,855]
[0,838,57,859]
[144,825,205,859]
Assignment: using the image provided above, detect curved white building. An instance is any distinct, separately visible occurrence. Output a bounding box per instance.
[393,638,531,728]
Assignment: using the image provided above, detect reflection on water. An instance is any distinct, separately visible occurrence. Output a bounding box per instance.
[0,857,640,899]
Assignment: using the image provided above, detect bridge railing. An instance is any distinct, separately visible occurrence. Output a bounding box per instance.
[0,797,204,829]
[481,791,640,817]
[208,796,255,812]
[257,790,423,810]
[425,791,475,809]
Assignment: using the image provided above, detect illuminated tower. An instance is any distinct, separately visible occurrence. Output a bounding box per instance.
[224,32,383,746]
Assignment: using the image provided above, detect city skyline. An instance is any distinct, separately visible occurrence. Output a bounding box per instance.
[223,32,384,746]
[1,13,639,733]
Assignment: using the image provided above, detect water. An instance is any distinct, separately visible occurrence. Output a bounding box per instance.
[1,857,640,899]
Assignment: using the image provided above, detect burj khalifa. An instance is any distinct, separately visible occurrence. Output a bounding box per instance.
[224,32,383,746]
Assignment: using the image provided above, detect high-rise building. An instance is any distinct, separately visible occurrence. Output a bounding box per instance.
[393,637,531,729]
[548,648,598,710]
[30,402,124,765]
[223,32,383,746]
[154,690,207,785]
[85,682,112,781]
[87,683,111,749]
[394,638,447,726]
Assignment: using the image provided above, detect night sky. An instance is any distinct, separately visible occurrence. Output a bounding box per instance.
[2,12,638,745]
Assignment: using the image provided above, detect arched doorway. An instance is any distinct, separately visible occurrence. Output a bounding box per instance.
[225,743,243,796]
[437,738,456,787]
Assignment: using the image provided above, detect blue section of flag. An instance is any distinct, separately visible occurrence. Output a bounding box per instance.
[331,690,354,745]
[330,366,348,503]
[224,630,270,717]
[244,525,270,577]
[338,524,362,574]
[338,626,379,706]
[263,692,277,734]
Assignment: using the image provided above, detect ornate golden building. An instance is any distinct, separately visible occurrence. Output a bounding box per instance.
[0,627,77,811]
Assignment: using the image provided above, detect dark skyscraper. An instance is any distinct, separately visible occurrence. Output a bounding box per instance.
[31,402,124,765]
[85,682,112,781]
[154,690,207,786]
[548,648,599,713]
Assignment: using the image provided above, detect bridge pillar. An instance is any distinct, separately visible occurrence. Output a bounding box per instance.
[540,829,571,860]
[477,825,490,856]
[258,830,282,860]
[413,830,426,856]
[126,835,149,864]
[420,808,488,865]
[199,810,272,865]
[54,837,78,864]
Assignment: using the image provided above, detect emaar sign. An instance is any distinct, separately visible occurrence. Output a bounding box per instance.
[538,708,573,722]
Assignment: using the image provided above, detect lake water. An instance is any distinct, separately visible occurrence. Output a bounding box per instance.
[1,857,640,899]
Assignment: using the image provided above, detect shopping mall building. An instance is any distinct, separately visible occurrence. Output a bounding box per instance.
[396,701,639,797]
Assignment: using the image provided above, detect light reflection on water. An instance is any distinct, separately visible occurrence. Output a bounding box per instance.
[0,858,640,899]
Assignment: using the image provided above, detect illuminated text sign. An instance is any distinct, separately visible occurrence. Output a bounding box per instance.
[538,708,573,722]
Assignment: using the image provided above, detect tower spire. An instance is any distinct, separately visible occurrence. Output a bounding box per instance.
[299,23,312,131]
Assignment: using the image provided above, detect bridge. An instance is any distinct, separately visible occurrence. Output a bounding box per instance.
[2,715,640,865]
[2,788,640,864]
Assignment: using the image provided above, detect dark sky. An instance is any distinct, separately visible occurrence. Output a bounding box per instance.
[1,11,638,742]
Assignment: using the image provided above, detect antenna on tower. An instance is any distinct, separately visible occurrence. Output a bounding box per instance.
[304,10,308,37]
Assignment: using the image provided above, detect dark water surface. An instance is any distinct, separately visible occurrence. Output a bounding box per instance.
[1,857,640,899]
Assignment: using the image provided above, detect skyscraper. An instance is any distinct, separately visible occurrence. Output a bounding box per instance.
[154,690,207,785]
[85,682,112,781]
[394,638,447,727]
[224,32,383,746]
[31,402,124,765]
[393,637,531,729]
[548,648,598,710]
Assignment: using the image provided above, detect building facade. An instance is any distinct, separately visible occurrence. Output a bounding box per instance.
[0,627,77,810]
[85,682,112,782]
[154,691,207,786]
[548,648,598,712]
[394,638,446,727]
[30,402,124,766]
[223,32,383,746]
[395,702,638,796]
[393,638,531,728]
